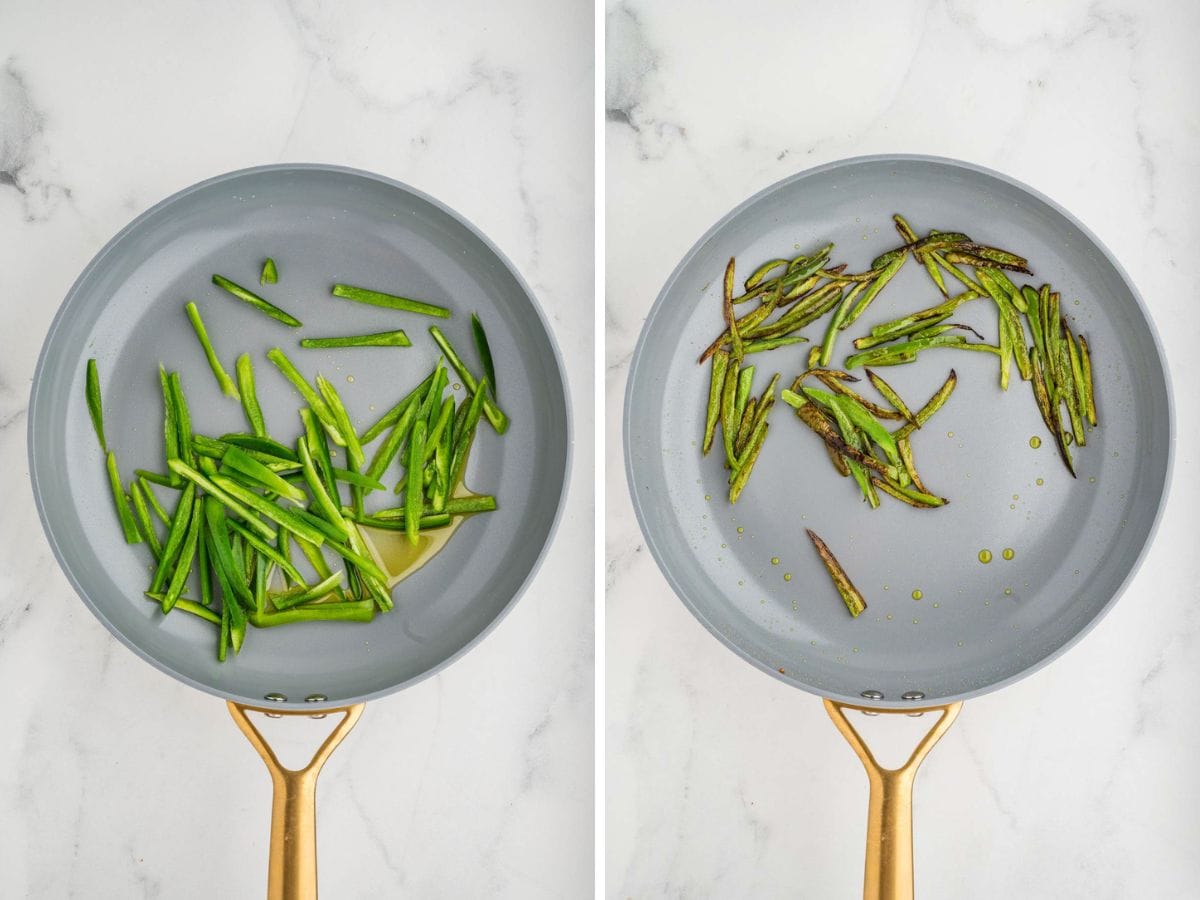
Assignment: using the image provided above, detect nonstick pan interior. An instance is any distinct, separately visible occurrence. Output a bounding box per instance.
[30,165,570,710]
[625,156,1171,708]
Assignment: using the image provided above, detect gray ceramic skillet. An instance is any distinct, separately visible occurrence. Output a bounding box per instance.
[29,163,571,707]
[29,164,570,897]
[624,155,1172,898]
[626,154,1170,708]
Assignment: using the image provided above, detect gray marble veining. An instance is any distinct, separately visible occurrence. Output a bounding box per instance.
[606,1,1200,897]
[0,0,593,896]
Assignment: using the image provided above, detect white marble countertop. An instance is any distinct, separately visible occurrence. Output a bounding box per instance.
[0,1,592,896]
[607,2,1199,898]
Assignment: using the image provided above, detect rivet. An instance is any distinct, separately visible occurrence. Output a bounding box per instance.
[306,694,329,719]
[860,689,884,700]
[901,690,925,701]
[264,692,288,703]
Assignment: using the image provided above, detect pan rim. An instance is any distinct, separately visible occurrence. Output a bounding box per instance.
[622,152,1174,709]
[28,162,573,711]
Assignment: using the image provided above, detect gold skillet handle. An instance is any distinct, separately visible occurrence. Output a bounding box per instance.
[228,701,366,900]
[824,699,962,900]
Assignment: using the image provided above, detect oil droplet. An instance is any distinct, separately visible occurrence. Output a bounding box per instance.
[883,584,889,591]
[912,618,919,625]
[947,431,955,438]
[957,641,964,647]
[346,375,355,384]
[912,589,923,601]
[984,600,991,606]
[1036,478,1044,486]
[932,602,940,608]
[737,526,744,534]
[1113,451,1119,457]
[1009,504,1016,510]
[1074,299,1080,305]
[368,404,376,411]
[852,647,859,653]
[1089,477,1097,483]
[1002,548,1015,560]
[1012,494,1019,500]
[360,485,475,587]
[738,580,744,586]
[886,614,893,620]
[1029,436,1042,448]
[978,549,993,564]
[720,543,727,549]
[1004,588,1013,596]
[452,383,462,391]
[771,557,780,565]
[783,573,792,582]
